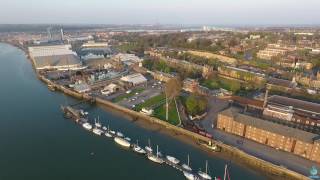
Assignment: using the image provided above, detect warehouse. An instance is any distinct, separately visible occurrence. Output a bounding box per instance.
[120,73,147,86]
[28,45,84,70]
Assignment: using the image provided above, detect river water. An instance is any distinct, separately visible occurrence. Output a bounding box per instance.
[0,43,267,180]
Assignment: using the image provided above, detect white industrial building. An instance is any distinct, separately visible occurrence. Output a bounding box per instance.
[28,45,84,70]
[114,53,143,66]
[120,73,147,86]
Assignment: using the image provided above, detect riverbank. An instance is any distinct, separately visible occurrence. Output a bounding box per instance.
[37,71,310,180]
[8,41,311,180]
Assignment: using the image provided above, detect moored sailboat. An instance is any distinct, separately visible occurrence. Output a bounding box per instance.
[147,145,164,164]
[198,160,212,180]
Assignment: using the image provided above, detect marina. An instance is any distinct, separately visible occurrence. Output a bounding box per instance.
[0,43,270,180]
[61,105,224,179]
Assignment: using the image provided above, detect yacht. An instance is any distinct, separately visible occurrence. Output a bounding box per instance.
[92,128,103,136]
[104,126,113,138]
[133,140,146,154]
[124,137,131,141]
[183,171,199,180]
[114,137,131,148]
[182,154,192,171]
[116,131,124,137]
[198,161,212,180]
[145,138,153,153]
[109,130,116,135]
[82,123,93,130]
[147,145,164,164]
[105,131,113,138]
[94,118,102,128]
[166,155,180,164]
[102,126,107,131]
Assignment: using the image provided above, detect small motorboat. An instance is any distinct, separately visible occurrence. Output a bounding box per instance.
[102,126,107,131]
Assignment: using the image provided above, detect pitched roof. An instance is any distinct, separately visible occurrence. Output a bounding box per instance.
[220,107,319,143]
[268,95,320,114]
[33,54,81,69]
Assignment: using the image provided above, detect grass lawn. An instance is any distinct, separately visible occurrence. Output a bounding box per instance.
[153,101,180,126]
[133,94,165,111]
[112,88,145,103]
[133,94,180,125]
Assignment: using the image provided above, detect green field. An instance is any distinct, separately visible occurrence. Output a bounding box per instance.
[133,94,165,111]
[153,101,180,126]
[133,94,180,125]
[112,88,145,103]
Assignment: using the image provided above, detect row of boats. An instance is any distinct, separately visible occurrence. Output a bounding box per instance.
[60,104,230,180]
[80,118,220,180]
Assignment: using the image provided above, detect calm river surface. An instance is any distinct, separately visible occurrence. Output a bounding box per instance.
[0,43,267,180]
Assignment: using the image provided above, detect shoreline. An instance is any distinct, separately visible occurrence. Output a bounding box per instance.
[3,42,311,180]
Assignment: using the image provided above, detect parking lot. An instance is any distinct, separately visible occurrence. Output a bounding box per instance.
[118,81,163,109]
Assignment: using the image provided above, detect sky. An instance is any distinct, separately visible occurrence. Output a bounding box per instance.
[1,0,320,25]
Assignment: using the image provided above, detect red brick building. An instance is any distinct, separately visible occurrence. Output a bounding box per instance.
[217,107,320,163]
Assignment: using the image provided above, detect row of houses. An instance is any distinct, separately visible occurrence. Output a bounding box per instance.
[217,107,320,163]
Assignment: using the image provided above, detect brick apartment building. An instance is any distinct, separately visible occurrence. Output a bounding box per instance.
[217,107,320,163]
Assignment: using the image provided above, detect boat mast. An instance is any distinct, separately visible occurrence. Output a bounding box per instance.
[156,145,159,158]
[224,164,227,180]
[206,160,208,174]
[187,154,190,166]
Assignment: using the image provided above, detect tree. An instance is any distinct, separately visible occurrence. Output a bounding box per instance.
[165,77,182,120]
[185,95,208,116]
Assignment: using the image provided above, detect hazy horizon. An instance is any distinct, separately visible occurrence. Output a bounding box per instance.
[1,0,320,25]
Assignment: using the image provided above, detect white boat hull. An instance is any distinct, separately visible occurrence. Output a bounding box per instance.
[105,132,113,138]
[182,164,192,171]
[114,137,131,148]
[147,154,164,164]
[133,145,146,154]
[92,128,103,136]
[166,155,180,164]
[82,123,92,130]
[183,171,199,180]
[198,171,212,180]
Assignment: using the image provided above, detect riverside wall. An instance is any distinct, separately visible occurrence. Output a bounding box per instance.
[37,75,311,180]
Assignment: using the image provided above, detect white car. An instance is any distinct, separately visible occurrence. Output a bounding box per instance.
[126,90,132,94]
